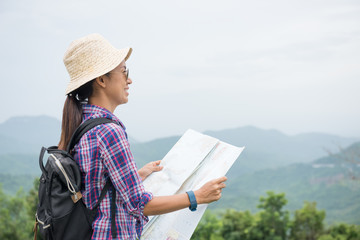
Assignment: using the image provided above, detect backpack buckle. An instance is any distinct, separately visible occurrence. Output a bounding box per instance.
[71,191,83,203]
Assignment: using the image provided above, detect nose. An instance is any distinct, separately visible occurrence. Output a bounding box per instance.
[127,77,132,85]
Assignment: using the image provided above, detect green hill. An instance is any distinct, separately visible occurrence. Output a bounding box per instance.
[0,115,359,224]
[213,141,360,224]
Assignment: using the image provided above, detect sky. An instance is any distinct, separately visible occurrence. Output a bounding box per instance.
[0,0,359,141]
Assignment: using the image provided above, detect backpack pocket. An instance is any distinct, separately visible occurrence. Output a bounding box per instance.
[51,200,93,240]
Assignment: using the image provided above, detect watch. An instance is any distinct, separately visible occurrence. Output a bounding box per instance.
[186,191,197,212]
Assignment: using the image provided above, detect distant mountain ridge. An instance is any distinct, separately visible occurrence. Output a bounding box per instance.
[0,115,359,186]
[0,115,359,224]
[0,115,137,154]
[0,115,61,154]
[0,115,358,167]
[203,126,359,171]
[131,125,359,171]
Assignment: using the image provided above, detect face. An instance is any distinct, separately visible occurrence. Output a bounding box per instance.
[104,61,132,107]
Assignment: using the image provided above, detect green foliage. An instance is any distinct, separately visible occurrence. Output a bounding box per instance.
[0,185,33,240]
[221,209,254,240]
[191,211,224,240]
[25,178,40,220]
[0,179,42,240]
[193,192,360,240]
[290,201,326,240]
[255,192,290,240]
[319,224,360,240]
[0,181,359,240]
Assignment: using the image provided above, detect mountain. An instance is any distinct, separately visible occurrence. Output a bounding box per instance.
[204,126,358,170]
[0,116,358,184]
[0,116,357,162]
[131,126,358,175]
[0,116,139,154]
[213,141,360,224]
[0,116,61,154]
[0,115,359,224]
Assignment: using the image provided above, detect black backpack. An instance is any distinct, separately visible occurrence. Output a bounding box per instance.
[34,118,118,240]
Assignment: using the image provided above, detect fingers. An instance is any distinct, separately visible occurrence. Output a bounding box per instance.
[213,176,227,184]
[153,160,162,165]
[152,160,163,172]
[219,182,226,190]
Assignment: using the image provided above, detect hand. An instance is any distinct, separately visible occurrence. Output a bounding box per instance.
[194,176,227,204]
[138,160,163,181]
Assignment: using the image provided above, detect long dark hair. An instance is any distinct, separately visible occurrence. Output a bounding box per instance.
[58,80,94,150]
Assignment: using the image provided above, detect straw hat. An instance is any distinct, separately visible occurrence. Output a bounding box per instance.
[63,33,132,95]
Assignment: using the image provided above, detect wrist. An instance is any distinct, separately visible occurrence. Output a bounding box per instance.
[186,191,198,211]
[138,169,146,181]
[193,190,203,204]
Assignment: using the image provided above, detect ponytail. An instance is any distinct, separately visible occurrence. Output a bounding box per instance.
[58,95,82,150]
[58,80,95,150]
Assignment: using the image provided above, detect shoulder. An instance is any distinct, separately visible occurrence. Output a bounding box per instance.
[94,122,128,146]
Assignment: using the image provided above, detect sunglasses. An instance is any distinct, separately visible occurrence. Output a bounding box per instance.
[125,68,129,80]
[108,67,129,80]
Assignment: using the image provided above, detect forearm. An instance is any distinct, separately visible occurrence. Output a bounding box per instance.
[143,193,191,216]
[143,176,227,216]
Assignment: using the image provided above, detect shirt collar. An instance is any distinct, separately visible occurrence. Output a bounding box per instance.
[82,104,126,130]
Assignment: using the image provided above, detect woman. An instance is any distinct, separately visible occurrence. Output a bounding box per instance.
[59,33,227,239]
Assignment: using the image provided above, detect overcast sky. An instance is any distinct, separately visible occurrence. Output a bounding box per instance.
[0,0,359,141]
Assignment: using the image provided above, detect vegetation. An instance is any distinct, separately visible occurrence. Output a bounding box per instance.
[0,183,36,240]
[192,192,360,240]
[1,181,358,240]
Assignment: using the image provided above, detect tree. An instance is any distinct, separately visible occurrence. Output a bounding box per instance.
[192,210,223,240]
[26,178,42,240]
[290,201,325,240]
[0,185,30,240]
[220,209,255,240]
[319,223,360,240]
[254,191,290,240]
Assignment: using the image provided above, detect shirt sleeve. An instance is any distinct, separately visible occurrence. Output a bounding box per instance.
[97,123,153,235]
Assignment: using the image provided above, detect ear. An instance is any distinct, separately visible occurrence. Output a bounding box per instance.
[94,75,107,88]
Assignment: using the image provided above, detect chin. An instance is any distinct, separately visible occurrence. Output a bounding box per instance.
[120,99,129,105]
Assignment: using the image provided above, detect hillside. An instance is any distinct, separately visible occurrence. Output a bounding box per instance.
[131,126,359,178]
[0,115,359,224]
[214,141,360,224]
[0,116,358,191]
[0,116,61,154]
[204,126,358,170]
[0,116,357,162]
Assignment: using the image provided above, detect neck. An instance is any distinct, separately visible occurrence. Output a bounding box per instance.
[88,95,116,113]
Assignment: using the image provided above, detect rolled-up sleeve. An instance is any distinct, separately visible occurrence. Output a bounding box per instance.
[97,123,153,236]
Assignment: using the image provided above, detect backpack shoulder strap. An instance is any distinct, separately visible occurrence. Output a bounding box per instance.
[66,118,115,153]
[66,117,118,238]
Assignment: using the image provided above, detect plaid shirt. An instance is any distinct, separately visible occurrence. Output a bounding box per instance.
[73,104,153,239]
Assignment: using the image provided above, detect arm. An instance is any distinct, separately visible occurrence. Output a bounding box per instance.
[98,124,153,213]
[143,176,227,216]
[143,193,190,216]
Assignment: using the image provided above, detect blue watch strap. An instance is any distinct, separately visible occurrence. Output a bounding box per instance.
[186,191,197,212]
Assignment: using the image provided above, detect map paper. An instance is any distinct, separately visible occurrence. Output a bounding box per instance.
[141,129,244,240]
